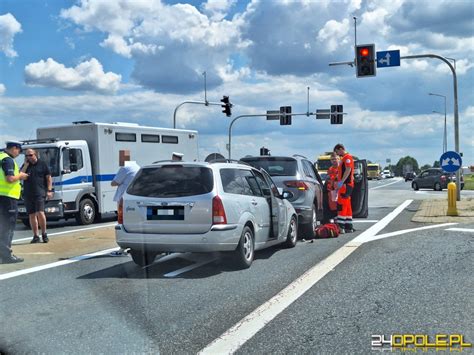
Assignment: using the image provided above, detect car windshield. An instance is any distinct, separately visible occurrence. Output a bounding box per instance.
[127,165,214,197]
[241,157,297,176]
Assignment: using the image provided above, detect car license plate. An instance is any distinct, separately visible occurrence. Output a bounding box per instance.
[18,207,26,213]
[147,206,184,220]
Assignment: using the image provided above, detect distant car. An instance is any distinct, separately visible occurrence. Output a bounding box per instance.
[412,168,465,191]
[382,170,393,179]
[404,172,416,181]
[240,155,323,238]
[116,161,298,268]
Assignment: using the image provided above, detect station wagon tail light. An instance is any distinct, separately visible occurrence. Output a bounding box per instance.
[212,195,227,224]
[118,199,123,224]
[284,180,309,191]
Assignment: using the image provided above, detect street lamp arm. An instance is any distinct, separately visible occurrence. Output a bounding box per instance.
[173,100,227,128]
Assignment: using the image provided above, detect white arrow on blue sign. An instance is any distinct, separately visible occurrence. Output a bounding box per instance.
[440,151,462,173]
[376,50,400,68]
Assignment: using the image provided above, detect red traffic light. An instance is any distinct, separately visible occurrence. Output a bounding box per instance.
[360,47,369,56]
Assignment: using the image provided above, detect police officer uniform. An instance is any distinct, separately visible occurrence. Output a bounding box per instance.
[0,141,25,263]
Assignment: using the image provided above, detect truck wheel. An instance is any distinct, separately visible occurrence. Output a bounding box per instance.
[75,198,96,225]
[130,250,157,267]
[21,219,31,228]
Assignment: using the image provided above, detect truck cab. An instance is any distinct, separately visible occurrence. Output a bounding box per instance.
[18,139,95,225]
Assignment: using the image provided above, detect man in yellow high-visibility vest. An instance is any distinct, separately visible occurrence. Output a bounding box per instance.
[0,141,29,264]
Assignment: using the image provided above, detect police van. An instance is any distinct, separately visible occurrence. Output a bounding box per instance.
[18,121,199,225]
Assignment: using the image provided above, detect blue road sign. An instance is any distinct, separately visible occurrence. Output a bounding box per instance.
[376,50,400,68]
[440,151,462,173]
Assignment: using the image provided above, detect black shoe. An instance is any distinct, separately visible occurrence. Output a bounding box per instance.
[0,254,24,264]
[42,234,49,243]
[31,236,40,243]
[345,228,356,233]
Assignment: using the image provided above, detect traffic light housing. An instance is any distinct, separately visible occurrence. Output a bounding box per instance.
[279,106,292,125]
[330,105,343,124]
[355,44,376,78]
[221,96,232,117]
[260,147,270,156]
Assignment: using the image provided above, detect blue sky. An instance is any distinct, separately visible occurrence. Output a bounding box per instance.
[0,0,473,167]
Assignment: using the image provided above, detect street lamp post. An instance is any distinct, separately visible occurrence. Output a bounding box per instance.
[429,92,447,153]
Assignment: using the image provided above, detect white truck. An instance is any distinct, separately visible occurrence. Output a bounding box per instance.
[18,121,199,225]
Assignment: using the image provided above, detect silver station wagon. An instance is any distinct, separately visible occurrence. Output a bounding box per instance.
[115,161,298,268]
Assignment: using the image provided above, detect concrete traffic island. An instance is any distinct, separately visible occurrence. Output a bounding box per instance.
[0,226,118,275]
[412,197,474,223]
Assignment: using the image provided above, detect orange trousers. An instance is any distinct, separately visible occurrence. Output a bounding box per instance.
[337,184,353,230]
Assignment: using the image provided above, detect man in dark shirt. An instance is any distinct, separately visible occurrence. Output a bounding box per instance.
[21,148,53,243]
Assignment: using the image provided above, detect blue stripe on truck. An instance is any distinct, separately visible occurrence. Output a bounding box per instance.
[53,174,116,186]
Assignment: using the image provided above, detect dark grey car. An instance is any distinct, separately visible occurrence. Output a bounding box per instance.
[412,168,464,191]
[241,155,323,238]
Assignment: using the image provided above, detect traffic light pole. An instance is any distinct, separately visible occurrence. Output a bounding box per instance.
[173,100,222,129]
[228,113,313,159]
[400,54,460,201]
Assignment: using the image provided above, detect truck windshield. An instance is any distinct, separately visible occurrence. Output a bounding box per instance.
[317,159,332,171]
[367,165,379,171]
[22,148,61,177]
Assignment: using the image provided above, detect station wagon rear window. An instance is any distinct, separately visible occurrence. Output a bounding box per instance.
[127,166,213,197]
[241,157,297,177]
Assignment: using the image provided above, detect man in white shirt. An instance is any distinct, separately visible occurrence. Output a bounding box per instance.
[111,150,140,256]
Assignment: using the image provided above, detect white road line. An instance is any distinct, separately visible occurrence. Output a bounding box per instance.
[0,247,119,281]
[199,200,412,354]
[446,228,474,233]
[370,179,402,190]
[12,223,116,244]
[350,199,413,244]
[361,223,457,243]
[164,258,217,278]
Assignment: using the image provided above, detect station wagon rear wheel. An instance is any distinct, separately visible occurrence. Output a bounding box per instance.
[284,216,298,248]
[130,250,157,267]
[233,226,254,269]
[434,182,442,191]
[412,182,419,191]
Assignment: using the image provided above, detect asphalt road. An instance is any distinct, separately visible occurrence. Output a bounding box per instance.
[1,178,472,354]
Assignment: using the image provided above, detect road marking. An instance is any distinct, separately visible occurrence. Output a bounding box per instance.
[199,200,412,354]
[0,247,119,281]
[446,228,474,233]
[349,199,413,244]
[361,223,457,243]
[12,223,116,244]
[352,220,379,223]
[370,179,402,190]
[164,258,217,278]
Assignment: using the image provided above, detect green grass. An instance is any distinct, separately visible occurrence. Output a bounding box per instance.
[464,175,474,190]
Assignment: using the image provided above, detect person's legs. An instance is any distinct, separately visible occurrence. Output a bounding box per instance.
[29,213,39,236]
[0,196,12,258]
[36,206,48,242]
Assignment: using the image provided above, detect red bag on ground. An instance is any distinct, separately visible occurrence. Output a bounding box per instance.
[315,223,340,238]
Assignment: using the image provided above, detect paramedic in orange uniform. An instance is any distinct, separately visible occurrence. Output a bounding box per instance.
[334,143,355,233]
[326,152,340,217]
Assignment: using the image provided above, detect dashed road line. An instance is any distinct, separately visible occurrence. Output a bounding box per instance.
[446,228,474,233]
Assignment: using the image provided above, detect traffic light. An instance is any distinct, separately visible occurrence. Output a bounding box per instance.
[355,44,376,78]
[221,96,232,117]
[260,147,270,156]
[330,105,343,124]
[279,106,292,125]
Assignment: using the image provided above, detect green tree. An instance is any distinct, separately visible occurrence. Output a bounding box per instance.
[433,160,441,168]
[420,164,432,171]
[395,156,420,176]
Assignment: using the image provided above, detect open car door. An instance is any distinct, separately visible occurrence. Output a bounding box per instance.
[352,159,368,218]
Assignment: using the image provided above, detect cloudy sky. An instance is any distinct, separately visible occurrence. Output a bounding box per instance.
[0,0,473,167]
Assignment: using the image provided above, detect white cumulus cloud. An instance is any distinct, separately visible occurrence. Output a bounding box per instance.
[24,58,122,94]
[0,13,22,58]
[0,83,5,95]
